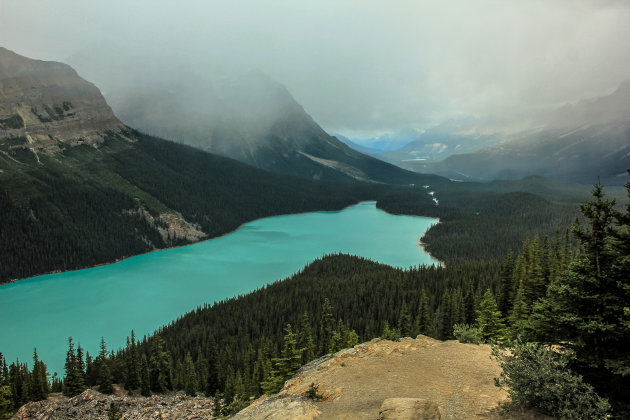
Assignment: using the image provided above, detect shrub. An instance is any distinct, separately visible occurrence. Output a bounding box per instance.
[493,342,610,419]
[453,323,482,344]
[306,382,324,401]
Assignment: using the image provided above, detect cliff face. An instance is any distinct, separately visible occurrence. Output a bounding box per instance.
[0,47,124,150]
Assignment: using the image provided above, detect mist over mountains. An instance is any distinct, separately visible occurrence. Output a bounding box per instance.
[66,50,430,184]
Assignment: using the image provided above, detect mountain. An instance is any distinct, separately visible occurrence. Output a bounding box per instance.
[66,50,431,184]
[0,46,124,149]
[377,121,500,171]
[405,84,630,184]
[0,48,409,283]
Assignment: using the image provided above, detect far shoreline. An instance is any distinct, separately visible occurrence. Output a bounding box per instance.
[2,200,441,286]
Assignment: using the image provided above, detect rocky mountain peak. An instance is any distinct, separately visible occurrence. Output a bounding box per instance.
[0,47,124,152]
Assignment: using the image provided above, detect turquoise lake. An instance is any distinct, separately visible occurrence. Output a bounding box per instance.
[0,201,437,375]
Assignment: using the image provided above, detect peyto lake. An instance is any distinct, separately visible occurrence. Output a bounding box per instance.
[0,201,437,375]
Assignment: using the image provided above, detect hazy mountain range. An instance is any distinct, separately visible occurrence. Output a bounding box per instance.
[65,51,427,185]
[342,84,630,185]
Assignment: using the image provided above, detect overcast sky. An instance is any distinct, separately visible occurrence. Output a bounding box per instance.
[2,0,630,136]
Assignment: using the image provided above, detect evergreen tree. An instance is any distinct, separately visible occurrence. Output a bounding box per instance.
[475,289,505,342]
[508,281,528,338]
[212,390,224,418]
[29,349,48,402]
[531,181,630,412]
[497,250,514,317]
[149,336,173,392]
[140,354,151,397]
[107,401,123,420]
[261,324,303,394]
[63,337,85,397]
[380,321,401,342]
[415,289,431,335]
[346,330,359,347]
[205,342,220,397]
[319,298,335,356]
[183,353,198,396]
[398,301,413,337]
[0,386,12,420]
[125,331,140,391]
[297,312,315,364]
[97,337,113,394]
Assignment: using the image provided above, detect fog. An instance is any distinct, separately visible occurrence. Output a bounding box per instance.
[2,0,630,137]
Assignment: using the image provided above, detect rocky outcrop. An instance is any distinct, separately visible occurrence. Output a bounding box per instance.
[0,47,124,151]
[15,389,214,420]
[123,208,206,243]
[236,335,509,419]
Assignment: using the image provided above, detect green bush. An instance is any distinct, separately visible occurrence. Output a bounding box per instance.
[494,342,610,419]
[453,323,482,344]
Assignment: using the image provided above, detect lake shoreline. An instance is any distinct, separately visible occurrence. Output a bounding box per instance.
[418,218,444,267]
[3,200,440,286]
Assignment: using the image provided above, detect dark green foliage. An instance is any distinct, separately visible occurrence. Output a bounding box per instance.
[62,337,85,397]
[125,331,140,391]
[29,349,49,401]
[140,355,151,397]
[149,336,173,393]
[529,180,630,414]
[494,342,610,419]
[306,383,323,401]
[475,290,505,342]
[318,298,335,356]
[452,324,482,344]
[380,321,401,342]
[261,324,303,395]
[378,187,580,265]
[183,353,198,396]
[107,401,123,420]
[0,385,12,420]
[97,338,113,394]
[297,312,315,364]
[106,254,500,404]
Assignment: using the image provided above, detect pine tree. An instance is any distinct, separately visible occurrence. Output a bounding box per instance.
[149,336,173,392]
[475,289,505,342]
[205,341,220,397]
[183,353,198,396]
[261,324,303,394]
[319,299,335,356]
[415,289,431,335]
[531,180,630,410]
[29,349,48,401]
[97,337,113,394]
[140,354,151,397]
[297,312,315,364]
[63,337,86,397]
[125,331,140,391]
[397,301,413,337]
[497,251,514,317]
[508,281,528,338]
[212,390,224,418]
[0,386,12,420]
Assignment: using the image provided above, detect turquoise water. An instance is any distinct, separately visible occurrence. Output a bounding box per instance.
[0,201,437,375]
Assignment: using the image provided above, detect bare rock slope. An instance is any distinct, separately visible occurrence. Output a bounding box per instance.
[0,46,124,150]
[236,335,509,419]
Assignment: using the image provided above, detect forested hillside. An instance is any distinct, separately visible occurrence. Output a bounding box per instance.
[0,129,407,283]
